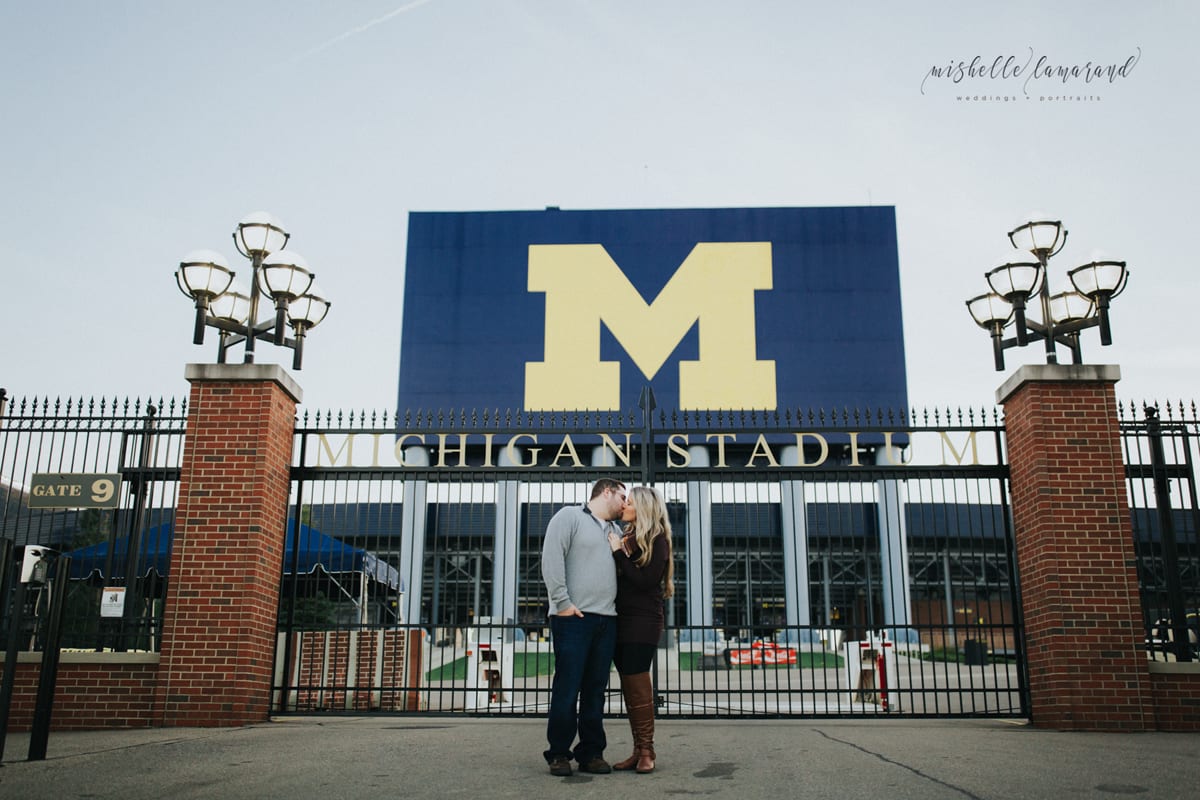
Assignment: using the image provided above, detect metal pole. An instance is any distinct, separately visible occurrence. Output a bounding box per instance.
[991,328,1006,371]
[0,576,28,764]
[28,556,71,760]
[192,303,207,345]
[292,332,305,370]
[638,384,656,485]
[472,554,482,622]
[822,554,833,631]
[995,431,1031,714]
[1036,251,1057,364]
[0,540,16,764]
[244,251,264,363]
[864,557,876,633]
[120,404,156,651]
[943,551,955,648]
[1145,407,1191,662]
[1067,333,1083,365]
[1097,295,1114,345]
[278,434,307,713]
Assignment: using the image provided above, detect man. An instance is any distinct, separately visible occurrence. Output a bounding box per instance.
[540,477,627,777]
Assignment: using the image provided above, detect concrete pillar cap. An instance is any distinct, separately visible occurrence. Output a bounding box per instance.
[184,363,303,403]
[996,364,1120,405]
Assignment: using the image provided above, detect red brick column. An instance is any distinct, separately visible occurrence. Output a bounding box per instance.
[154,364,301,726]
[999,364,1151,730]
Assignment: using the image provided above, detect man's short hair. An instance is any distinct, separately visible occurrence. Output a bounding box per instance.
[590,478,626,499]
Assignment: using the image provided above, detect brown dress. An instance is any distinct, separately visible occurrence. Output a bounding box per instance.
[613,534,670,645]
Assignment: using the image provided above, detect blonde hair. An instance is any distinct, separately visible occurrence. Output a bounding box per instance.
[624,486,675,599]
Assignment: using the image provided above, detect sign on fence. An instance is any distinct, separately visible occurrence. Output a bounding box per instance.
[100,587,126,618]
[28,472,121,508]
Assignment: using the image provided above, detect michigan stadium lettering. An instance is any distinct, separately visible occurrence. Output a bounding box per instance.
[309,430,993,469]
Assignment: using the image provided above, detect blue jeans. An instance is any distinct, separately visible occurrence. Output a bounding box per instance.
[544,613,616,764]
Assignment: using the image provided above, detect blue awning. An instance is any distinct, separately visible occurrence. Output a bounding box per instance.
[65,521,402,591]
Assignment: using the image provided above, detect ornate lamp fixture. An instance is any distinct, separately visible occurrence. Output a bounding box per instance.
[174,212,331,369]
[966,215,1128,370]
[966,292,1015,371]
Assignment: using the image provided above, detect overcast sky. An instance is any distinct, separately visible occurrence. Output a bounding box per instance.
[1,1,1195,416]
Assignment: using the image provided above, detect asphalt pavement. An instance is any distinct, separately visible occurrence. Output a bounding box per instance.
[1,715,1198,799]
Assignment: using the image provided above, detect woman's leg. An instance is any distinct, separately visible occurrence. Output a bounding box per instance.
[613,642,657,772]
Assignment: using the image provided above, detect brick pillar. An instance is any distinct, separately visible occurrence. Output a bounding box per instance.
[998,364,1151,730]
[155,364,301,727]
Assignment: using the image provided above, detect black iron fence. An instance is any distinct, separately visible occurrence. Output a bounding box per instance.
[0,392,186,654]
[2,391,1195,718]
[275,405,1026,717]
[1121,401,1200,662]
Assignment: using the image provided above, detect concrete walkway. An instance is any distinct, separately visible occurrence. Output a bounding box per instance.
[2,716,1197,799]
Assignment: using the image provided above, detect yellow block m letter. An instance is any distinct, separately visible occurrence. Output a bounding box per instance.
[525,243,776,410]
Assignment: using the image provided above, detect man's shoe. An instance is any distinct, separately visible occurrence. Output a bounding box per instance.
[578,756,612,774]
[548,756,573,776]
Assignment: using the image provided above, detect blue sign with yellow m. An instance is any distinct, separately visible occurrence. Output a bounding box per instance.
[398,207,907,414]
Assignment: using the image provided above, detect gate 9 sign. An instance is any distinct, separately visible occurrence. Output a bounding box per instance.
[28,473,121,509]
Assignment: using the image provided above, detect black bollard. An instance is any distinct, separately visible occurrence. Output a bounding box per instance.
[0,547,25,766]
[28,555,70,761]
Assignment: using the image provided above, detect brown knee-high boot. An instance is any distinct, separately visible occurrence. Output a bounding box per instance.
[613,672,655,773]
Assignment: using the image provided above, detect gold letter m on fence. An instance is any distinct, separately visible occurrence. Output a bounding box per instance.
[525,243,776,411]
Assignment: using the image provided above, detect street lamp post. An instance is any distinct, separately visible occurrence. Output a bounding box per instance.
[175,212,331,370]
[966,216,1128,371]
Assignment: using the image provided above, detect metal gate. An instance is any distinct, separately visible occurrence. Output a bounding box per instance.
[1121,402,1200,664]
[0,394,186,653]
[274,406,1028,718]
[5,394,1197,719]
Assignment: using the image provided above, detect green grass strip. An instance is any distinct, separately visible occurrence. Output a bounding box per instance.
[426,652,556,681]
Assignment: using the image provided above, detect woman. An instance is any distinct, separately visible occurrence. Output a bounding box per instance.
[607,485,674,774]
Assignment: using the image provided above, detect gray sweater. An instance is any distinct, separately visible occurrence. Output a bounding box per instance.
[541,503,618,616]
